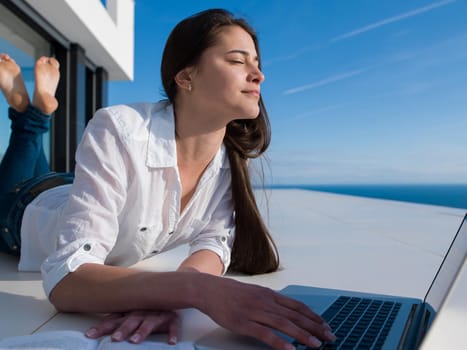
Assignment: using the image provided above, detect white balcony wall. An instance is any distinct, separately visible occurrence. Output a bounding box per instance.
[24,0,134,81]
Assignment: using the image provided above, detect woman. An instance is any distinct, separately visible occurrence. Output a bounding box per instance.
[0,9,335,350]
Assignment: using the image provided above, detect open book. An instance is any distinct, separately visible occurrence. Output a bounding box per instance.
[0,330,194,350]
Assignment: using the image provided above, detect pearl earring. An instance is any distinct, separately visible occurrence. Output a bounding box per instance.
[188,83,192,92]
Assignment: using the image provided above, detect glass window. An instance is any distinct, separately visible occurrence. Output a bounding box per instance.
[0,3,51,163]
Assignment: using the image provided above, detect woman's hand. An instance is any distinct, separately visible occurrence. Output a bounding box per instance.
[85,310,180,344]
[199,275,336,350]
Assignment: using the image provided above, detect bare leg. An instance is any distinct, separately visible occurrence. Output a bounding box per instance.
[0,53,30,113]
[32,56,60,115]
[0,55,61,195]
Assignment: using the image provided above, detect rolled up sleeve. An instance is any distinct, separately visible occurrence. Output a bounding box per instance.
[189,184,234,273]
[189,228,234,273]
[41,238,105,296]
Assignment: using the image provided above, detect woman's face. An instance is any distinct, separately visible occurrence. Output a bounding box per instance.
[189,25,265,123]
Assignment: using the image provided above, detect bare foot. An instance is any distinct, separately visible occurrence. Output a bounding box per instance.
[0,53,30,113]
[32,56,60,115]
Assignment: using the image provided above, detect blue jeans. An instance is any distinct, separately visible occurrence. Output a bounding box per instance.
[0,106,73,255]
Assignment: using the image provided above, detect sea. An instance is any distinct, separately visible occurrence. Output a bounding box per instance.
[266,184,467,210]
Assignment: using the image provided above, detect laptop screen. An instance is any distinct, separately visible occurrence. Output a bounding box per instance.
[424,214,467,311]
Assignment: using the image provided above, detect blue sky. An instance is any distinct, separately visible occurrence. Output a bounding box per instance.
[109,0,467,185]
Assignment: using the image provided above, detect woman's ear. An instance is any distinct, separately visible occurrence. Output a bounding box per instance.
[174,67,194,91]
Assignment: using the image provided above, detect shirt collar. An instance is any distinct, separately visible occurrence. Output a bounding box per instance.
[146,101,230,170]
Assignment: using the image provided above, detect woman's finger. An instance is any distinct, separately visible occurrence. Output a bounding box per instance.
[128,312,176,343]
[167,312,181,344]
[241,321,298,350]
[275,294,327,325]
[272,296,335,342]
[258,311,327,349]
[86,313,125,338]
[111,312,145,341]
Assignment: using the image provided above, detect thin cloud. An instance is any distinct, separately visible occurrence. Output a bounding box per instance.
[331,0,456,42]
[264,1,456,66]
[283,68,367,95]
[262,45,320,66]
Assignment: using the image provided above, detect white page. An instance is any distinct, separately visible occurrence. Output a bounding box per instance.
[97,337,193,350]
[0,330,98,350]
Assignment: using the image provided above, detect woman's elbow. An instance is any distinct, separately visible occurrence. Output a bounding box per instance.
[49,285,72,312]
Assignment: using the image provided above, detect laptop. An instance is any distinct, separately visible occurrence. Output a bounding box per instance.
[195,214,467,350]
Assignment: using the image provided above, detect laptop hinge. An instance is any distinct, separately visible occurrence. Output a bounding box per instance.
[398,303,433,350]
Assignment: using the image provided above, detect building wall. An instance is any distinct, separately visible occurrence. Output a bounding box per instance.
[0,0,134,171]
[24,0,134,80]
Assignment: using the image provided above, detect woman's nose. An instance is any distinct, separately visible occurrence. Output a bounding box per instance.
[249,67,265,84]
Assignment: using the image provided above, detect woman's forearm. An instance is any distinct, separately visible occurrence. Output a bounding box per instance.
[50,262,336,349]
[49,263,204,313]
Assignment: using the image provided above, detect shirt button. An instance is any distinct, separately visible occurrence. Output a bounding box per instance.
[168,231,174,235]
[83,243,92,251]
[140,227,147,232]
[221,236,226,242]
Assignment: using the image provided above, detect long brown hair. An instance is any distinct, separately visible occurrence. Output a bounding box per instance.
[161,9,279,274]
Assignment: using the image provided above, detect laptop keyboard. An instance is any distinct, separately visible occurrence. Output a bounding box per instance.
[293,296,402,350]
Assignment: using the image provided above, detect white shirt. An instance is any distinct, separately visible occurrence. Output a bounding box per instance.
[18,101,235,297]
